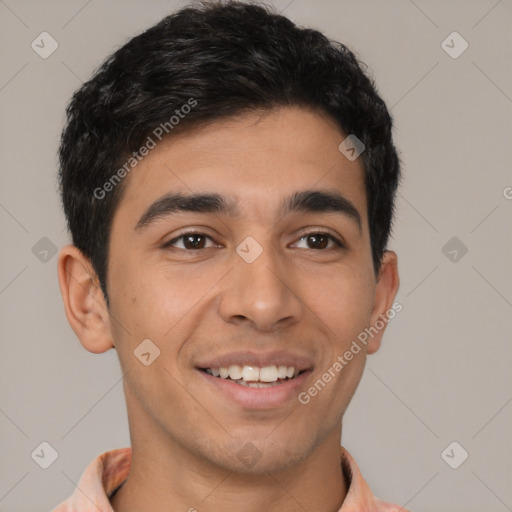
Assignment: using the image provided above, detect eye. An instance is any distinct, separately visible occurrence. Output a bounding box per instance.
[163,232,219,250]
[162,230,345,251]
[291,231,344,250]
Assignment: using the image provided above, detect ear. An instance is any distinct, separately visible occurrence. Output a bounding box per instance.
[366,250,400,355]
[57,244,114,353]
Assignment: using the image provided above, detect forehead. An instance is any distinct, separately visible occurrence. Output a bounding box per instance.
[114,106,368,228]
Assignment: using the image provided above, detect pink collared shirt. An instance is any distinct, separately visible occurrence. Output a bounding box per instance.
[51,446,409,511]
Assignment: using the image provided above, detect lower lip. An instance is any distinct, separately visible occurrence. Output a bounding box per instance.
[198,369,312,409]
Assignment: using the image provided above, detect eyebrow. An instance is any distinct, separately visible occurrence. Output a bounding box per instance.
[134,189,362,232]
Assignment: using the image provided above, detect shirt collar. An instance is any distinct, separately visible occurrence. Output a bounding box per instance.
[51,446,406,512]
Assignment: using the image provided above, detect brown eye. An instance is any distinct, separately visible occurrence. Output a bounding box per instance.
[306,234,329,249]
[163,232,216,250]
[182,234,207,249]
[293,232,344,250]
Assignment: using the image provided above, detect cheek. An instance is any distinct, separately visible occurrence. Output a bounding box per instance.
[306,265,374,341]
[109,258,188,334]
[108,259,222,374]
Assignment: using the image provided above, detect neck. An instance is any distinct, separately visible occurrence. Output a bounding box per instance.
[110,425,347,512]
[111,384,347,512]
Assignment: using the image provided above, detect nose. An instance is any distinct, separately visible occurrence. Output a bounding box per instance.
[217,238,303,332]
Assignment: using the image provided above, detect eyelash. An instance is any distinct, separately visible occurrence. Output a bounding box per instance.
[162,230,345,251]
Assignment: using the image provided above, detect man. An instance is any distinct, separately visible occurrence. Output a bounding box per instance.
[53,1,405,510]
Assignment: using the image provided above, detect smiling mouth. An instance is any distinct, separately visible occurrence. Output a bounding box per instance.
[199,365,307,388]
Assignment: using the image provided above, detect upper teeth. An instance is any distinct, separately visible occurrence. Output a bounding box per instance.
[206,365,298,382]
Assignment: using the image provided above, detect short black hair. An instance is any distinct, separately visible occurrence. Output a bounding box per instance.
[59,0,400,304]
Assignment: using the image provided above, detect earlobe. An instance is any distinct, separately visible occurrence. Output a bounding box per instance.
[366,250,400,355]
[57,244,114,353]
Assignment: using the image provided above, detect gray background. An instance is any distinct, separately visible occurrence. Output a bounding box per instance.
[1,0,511,511]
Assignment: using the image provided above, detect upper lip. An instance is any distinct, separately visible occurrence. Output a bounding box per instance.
[196,350,314,372]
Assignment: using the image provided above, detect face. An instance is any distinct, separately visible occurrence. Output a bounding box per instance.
[71,106,398,474]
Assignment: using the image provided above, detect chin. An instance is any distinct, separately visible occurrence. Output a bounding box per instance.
[207,435,314,475]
